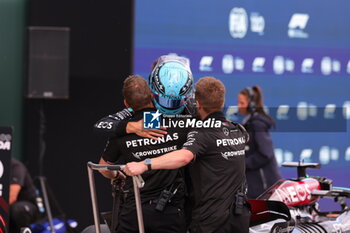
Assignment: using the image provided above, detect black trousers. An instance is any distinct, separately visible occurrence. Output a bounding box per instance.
[116,202,186,233]
[216,204,251,233]
[9,201,39,233]
[190,204,251,233]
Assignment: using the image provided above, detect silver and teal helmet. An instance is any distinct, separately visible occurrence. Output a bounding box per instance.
[149,55,194,114]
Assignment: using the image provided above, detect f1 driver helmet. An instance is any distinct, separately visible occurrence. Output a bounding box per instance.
[149,55,194,115]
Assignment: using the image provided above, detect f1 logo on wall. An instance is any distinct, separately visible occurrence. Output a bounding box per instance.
[143,110,162,129]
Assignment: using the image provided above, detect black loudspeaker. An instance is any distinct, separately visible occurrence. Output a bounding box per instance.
[27,26,70,99]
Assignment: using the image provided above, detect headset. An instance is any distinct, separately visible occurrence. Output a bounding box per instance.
[245,87,256,113]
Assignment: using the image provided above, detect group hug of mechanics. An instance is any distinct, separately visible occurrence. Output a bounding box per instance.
[95,54,281,233]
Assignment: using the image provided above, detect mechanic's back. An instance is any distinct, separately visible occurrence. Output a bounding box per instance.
[99,75,187,233]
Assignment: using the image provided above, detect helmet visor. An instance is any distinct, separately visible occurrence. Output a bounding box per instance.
[154,93,187,110]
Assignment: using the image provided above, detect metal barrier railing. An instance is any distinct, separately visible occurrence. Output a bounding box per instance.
[87,162,145,233]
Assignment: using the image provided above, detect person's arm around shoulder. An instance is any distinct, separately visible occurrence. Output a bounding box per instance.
[126,120,168,140]
[94,109,167,140]
[124,149,194,176]
[94,108,134,136]
[124,129,208,176]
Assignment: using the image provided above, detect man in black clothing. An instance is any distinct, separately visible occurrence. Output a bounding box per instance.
[95,55,196,230]
[124,76,251,233]
[99,75,187,233]
[93,54,195,139]
[9,158,39,233]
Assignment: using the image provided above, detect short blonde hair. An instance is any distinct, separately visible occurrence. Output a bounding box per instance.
[195,76,225,113]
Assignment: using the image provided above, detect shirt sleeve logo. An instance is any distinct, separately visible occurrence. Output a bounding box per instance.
[183,131,198,147]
